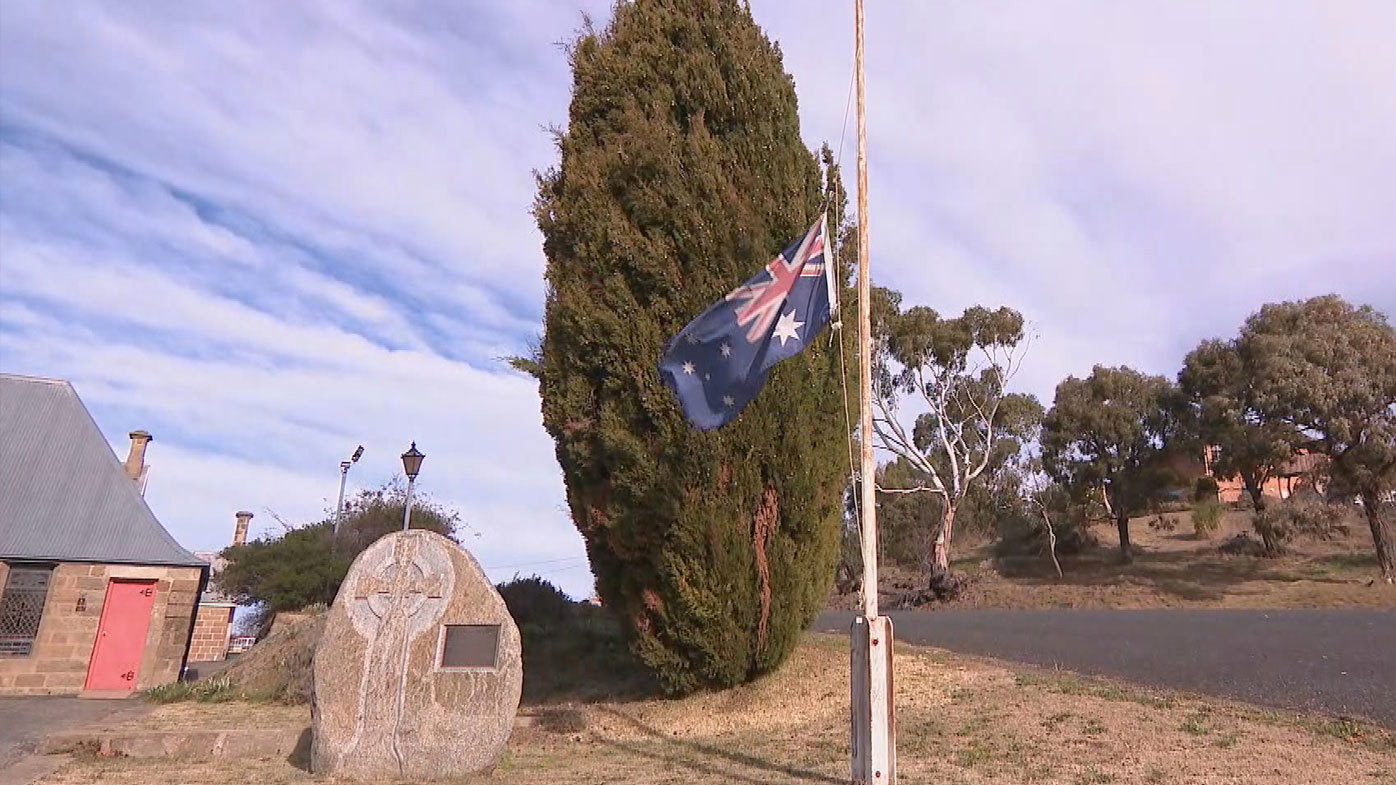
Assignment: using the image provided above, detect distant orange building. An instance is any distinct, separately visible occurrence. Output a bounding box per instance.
[1203,448,1326,503]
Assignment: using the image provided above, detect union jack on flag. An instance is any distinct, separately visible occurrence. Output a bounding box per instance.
[659,215,838,431]
[727,220,827,342]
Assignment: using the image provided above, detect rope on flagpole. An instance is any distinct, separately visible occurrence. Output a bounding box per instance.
[829,46,865,571]
[835,309,864,559]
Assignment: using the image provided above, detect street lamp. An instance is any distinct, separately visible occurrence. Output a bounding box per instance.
[333,445,365,537]
[400,442,424,531]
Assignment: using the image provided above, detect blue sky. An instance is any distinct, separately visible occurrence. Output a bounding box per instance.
[1,1,1393,598]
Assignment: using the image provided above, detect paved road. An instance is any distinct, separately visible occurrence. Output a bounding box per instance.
[816,608,1396,729]
[0,697,147,785]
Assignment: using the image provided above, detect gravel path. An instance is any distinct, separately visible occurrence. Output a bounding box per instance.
[815,608,1396,729]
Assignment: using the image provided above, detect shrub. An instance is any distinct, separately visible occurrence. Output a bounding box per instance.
[1219,532,1266,557]
[497,575,576,629]
[493,576,657,704]
[216,483,460,611]
[1194,476,1220,502]
[1147,512,1177,533]
[996,498,1095,560]
[1252,495,1351,555]
[1191,500,1224,538]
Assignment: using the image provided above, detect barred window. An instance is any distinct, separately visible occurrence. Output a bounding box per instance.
[0,565,54,656]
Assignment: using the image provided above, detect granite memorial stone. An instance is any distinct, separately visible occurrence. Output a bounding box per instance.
[311,529,522,779]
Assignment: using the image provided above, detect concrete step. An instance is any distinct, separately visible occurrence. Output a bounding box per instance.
[42,726,309,760]
[76,690,137,700]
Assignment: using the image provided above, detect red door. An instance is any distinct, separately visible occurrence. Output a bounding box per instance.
[85,580,157,691]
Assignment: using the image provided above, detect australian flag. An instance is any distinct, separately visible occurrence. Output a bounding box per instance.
[660,215,838,431]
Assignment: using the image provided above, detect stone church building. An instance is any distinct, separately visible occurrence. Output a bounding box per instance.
[0,374,208,696]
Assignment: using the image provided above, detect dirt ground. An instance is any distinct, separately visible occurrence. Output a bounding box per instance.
[37,634,1393,785]
[837,510,1396,611]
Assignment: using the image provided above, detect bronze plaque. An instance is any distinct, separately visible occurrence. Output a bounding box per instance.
[440,624,500,669]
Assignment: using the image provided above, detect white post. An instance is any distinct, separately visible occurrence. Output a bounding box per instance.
[401,476,415,532]
[851,0,895,781]
[334,461,351,536]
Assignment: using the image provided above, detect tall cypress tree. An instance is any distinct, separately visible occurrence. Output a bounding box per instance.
[533,0,851,693]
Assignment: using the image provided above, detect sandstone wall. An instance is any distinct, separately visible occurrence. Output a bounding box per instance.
[0,563,204,695]
[189,604,235,662]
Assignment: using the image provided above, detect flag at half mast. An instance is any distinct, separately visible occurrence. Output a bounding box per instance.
[660,215,838,431]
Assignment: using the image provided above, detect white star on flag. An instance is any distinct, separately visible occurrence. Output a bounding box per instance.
[722,395,735,407]
[720,343,732,358]
[682,362,695,375]
[773,309,804,346]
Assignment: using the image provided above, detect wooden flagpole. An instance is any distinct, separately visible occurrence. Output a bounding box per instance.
[855,0,878,626]
[851,0,895,782]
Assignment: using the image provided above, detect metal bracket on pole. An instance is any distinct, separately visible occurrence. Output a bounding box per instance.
[851,615,896,784]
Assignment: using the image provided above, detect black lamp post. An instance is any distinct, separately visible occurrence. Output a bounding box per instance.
[400,442,425,531]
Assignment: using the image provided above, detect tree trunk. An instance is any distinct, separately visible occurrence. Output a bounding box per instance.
[1360,490,1395,584]
[1040,510,1063,579]
[1247,480,1282,554]
[1247,483,1266,512]
[1116,513,1133,564]
[931,503,956,573]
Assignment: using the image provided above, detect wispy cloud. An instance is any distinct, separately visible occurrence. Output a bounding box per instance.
[760,0,1396,395]
[2,1,1393,600]
[0,0,608,596]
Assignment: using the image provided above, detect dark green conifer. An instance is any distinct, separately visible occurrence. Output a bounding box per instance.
[532,0,851,693]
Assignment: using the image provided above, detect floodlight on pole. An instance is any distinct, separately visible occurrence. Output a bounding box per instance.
[333,445,366,537]
[401,442,424,531]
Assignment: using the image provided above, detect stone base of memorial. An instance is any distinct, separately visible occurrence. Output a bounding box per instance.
[311,529,522,780]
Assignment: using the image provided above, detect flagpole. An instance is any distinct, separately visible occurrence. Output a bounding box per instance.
[855,0,877,626]
[851,0,895,782]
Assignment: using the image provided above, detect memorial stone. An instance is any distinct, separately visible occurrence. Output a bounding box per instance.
[311,529,522,779]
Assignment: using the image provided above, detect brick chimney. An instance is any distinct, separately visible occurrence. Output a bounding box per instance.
[234,511,254,546]
[124,430,153,495]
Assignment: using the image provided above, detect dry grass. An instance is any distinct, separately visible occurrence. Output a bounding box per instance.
[843,510,1396,611]
[210,613,325,703]
[38,634,1394,785]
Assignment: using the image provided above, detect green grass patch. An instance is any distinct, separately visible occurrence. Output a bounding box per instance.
[142,675,280,704]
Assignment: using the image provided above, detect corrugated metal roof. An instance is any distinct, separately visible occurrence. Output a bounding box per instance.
[0,374,205,567]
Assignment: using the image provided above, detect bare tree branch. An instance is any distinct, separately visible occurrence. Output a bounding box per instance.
[875,484,943,496]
